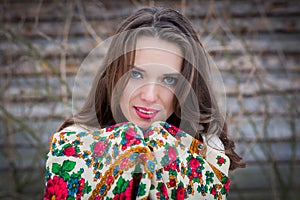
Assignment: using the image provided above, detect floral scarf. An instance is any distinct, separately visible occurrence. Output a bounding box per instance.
[44,121,230,200]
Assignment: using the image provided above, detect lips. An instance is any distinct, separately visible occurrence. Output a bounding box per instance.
[134,106,159,119]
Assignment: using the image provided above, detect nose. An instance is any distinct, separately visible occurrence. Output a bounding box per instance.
[140,83,159,103]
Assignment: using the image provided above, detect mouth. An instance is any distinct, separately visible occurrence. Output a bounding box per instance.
[134,106,159,120]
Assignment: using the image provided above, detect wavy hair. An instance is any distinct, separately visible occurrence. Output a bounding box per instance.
[58,7,245,170]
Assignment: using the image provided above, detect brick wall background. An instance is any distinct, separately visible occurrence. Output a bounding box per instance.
[1,0,299,199]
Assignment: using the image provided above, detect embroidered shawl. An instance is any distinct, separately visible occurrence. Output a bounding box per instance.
[44,121,230,200]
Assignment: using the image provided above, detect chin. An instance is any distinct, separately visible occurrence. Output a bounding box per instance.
[133,119,157,130]
[135,121,152,130]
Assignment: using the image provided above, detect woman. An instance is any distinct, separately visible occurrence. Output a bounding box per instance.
[44,7,245,200]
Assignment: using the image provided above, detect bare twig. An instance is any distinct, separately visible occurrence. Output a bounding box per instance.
[76,0,102,44]
[60,1,74,103]
[33,0,52,40]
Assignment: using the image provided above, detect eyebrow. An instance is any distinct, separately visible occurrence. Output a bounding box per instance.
[163,73,181,76]
[132,66,145,72]
[132,66,181,76]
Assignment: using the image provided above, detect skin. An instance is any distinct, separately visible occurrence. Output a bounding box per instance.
[119,36,183,130]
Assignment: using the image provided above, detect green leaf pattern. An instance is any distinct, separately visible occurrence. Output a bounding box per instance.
[44,122,230,199]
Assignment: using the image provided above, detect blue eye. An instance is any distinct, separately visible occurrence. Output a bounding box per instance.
[130,70,142,79]
[163,76,178,86]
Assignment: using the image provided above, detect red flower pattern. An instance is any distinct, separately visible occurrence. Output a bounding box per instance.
[211,187,217,196]
[63,146,76,156]
[217,155,226,166]
[76,178,85,199]
[168,178,176,187]
[168,146,177,162]
[218,157,225,164]
[112,179,134,200]
[161,183,169,197]
[44,175,68,200]
[120,158,129,169]
[189,157,200,169]
[166,126,179,136]
[122,128,141,150]
[224,178,230,193]
[94,141,106,157]
[176,186,185,200]
[46,122,230,199]
[106,175,114,185]
[169,161,179,171]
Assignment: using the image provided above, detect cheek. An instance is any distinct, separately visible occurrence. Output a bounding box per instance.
[119,87,130,111]
[120,82,138,109]
[123,80,139,97]
[162,90,175,112]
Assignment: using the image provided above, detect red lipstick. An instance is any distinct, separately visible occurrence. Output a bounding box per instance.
[134,106,159,119]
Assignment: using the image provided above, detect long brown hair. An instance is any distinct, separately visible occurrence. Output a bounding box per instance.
[58,7,245,170]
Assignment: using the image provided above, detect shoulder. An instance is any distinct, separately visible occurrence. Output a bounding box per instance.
[203,134,230,176]
[60,124,98,132]
[203,134,225,152]
[49,124,98,149]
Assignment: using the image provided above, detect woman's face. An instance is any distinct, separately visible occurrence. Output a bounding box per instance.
[119,36,183,130]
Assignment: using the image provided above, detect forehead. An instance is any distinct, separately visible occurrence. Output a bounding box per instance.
[134,36,183,72]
